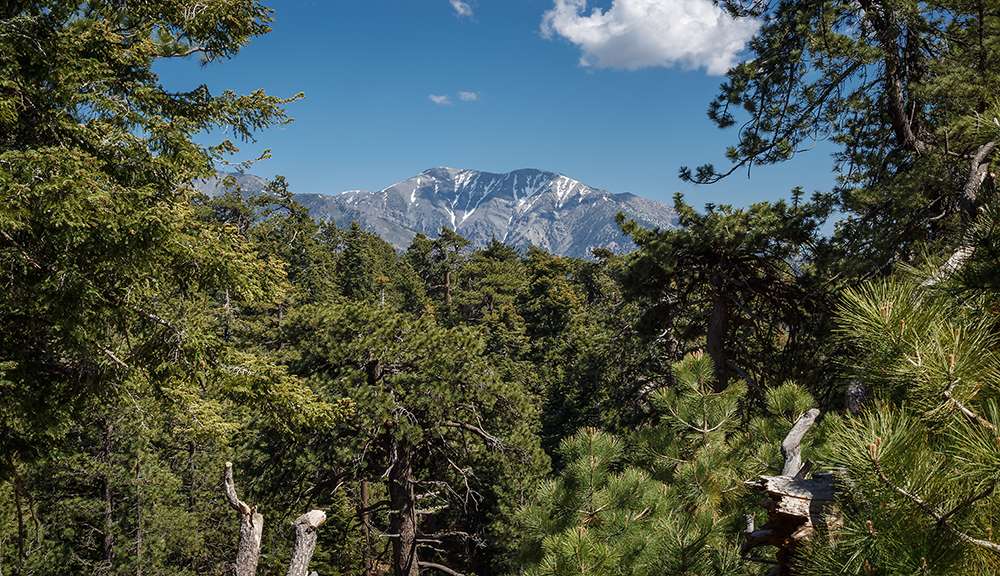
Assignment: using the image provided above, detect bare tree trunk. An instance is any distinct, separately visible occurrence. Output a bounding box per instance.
[286,510,327,576]
[707,286,730,390]
[223,463,263,576]
[389,449,419,576]
[743,409,836,576]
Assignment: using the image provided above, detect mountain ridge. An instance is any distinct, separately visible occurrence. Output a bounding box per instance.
[198,167,677,257]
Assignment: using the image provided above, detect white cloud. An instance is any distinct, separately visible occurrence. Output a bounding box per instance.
[541,0,759,75]
[429,94,453,105]
[450,0,473,17]
[457,90,479,102]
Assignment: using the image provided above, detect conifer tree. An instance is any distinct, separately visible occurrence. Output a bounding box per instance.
[796,264,1000,575]
[687,0,1000,276]
[516,353,813,576]
[286,301,546,576]
[0,3,347,573]
[620,194,830,393]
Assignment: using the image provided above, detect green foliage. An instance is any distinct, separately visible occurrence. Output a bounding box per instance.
[620,194,832,393]
[4,1,1000,575]
[799,269,1000,575]
[515,353,809,576]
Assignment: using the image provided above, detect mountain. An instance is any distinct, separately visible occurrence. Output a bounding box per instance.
[198,167,677,257]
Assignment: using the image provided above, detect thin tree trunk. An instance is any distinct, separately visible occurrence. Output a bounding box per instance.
[286,510,327,576]
[187,441,197,512]
[359,480,377,576]
[102,419,115,569]
[135,456,143,576]
[389,449,419,576]
[445,269,452,307]
[223,463,264,576]
[12,467,24,576]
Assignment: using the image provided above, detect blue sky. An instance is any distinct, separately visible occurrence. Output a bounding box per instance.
[156,0,837,208]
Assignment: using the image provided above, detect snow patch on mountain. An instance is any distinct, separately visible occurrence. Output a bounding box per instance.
[197,167,677,258]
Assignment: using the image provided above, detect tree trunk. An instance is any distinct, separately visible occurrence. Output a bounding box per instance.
[359,480,377,576]
[102,419,115,569]
[136,456,143,576]
[444,269,452,308]
[743,409,836,576]
[286,510,327,576]
[707,287,730,390]
[12,466,24,576]
[223,463,264,576]
[389,449,419,576]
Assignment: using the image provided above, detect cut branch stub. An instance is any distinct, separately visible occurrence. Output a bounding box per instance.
[224,462,263,576]
[286,510,327,576]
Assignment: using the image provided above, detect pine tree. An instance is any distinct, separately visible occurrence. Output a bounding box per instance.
[516,353,812,576]
[620,194,831,393]
[285,301,546,576]
[686,0,1000,276]
[0,3,348,574]
[796,263,1000,575]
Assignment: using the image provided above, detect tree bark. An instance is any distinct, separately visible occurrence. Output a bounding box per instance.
[389,449,420,576]
[444,269,452,308]
[12,465,24,576]
[781,409,820,477]
[223,462,264,576]
[359,480,377,576]
[136,457,143,576]
[286,510,327,576]
[707,285,730,390]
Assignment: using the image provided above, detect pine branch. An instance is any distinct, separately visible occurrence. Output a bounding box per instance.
[868,443,1000,556]
[944,381,996,432]
[442,420,502,448]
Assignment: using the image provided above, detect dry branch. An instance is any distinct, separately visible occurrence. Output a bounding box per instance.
[743,409,835,576]
[223,462,263,576]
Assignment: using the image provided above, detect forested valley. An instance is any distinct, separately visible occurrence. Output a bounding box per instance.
[2,1,1000,575]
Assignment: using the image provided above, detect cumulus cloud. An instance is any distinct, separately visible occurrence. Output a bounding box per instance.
[541,0,759,75]
[457,90,479,102]
[429,94,452,106]
[450,0,473,17]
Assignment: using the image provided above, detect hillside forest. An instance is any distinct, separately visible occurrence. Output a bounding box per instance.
[2,1,1000,575]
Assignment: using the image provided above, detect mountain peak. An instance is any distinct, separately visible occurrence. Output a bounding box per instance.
[198,167,676,257]
[307,167,675,257]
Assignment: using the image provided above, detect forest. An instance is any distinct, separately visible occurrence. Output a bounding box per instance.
[1,1,999,575]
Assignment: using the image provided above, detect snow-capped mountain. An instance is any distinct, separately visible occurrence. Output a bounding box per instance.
[198,167,677,257]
